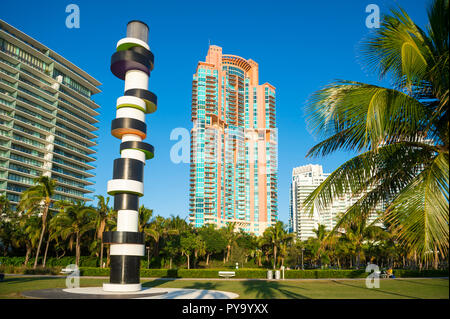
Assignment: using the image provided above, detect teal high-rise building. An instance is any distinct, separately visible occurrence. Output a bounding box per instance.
[189,45,278,236]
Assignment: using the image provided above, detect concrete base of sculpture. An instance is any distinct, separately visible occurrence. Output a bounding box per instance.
[21,287,239,299]
[103,283,141,292]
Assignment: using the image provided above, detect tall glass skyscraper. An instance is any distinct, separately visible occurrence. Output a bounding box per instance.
[189,45,277,236]
[0,20,100,207]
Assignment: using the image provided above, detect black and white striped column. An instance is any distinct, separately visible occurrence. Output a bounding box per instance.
[103,20,156,292]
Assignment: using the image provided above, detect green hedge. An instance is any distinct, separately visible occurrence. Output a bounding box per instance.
[393,269,449,278]
[0,264,62,275]
[0,256,99,267]
[76,268,449,278]
[2,260,448,279]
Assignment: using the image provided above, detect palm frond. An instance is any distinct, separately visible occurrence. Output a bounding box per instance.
[384,152,449,260]
[305,81,430,157]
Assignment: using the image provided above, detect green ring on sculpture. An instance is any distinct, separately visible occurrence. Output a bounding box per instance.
[124,88,157,114]
[117,42,143,51]
[120,141,154,160]
[107,189,143,196]
[116,103,147,113]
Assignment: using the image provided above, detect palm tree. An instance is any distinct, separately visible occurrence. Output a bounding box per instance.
[0,195,13,256]
[278,233,294,267]
[303,0,449,265]
[333,213,389,269]
[262,221,290,269]
[222,222,237,262]
[95,195,111,268]
[11,215,41,266]
[137,205,160,267]
[18,175,56,269]
[0,194,9,214]
[50,201,96,266]
[313,224,328,242]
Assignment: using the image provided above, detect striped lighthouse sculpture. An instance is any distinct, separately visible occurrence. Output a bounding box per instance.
[103,20,156,292]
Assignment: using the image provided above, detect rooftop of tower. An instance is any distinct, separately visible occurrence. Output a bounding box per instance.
[0,19,102,92]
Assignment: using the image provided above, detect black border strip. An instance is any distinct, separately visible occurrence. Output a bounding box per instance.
[124,88,157,105]
[109,255,140,284]
[112,158,144,182]
[114,193,139,211]
[111,117,147,136]
[120,141,154,159]
[103,231,145,244]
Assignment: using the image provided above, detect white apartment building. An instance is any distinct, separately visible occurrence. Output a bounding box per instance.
[289,164,382,241]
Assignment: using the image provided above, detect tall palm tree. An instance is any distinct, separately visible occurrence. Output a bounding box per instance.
[18,175,56,269]
[222,222,237,262]
[303,0,449,264]
[50,201,96,266]
[95,195,111,268]
[262,221,290,269]
[138,205,159,266]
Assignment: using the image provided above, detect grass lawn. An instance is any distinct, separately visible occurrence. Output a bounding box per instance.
[0,276,448,299]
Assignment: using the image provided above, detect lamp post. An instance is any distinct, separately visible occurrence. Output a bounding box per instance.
[301,248,305,270]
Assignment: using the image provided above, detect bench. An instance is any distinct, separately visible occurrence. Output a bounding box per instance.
[218,271,235,279]
[60,268,76,274]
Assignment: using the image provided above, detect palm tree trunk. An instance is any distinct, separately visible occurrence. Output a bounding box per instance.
[42,235,50,267]
[356,249,361,269]
[106,246,110,267]
[206,254,210,266]
[100,242,104,268]
[273,245,277,269]
[24,246,31,266]
[75,231,80,266]
[33,205,49,269]
[433,245,439,270]
[169,257,172,269]
[187,254,190,270]
[226,245,231,262]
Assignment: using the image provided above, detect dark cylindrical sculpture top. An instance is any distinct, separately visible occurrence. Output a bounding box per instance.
[127,20,148,44]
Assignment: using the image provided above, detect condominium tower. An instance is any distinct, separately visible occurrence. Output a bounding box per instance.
[0,20,100,207]
[189,45,277,236]
[289,164,381,241]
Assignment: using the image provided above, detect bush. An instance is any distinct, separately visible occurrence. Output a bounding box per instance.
[0,256,99,267]
[393,269,449,278]
[1,260,448,279]
[0,264,61,275]
[79,267,110,276]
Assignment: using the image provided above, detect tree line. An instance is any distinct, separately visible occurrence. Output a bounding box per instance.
[0,176,446,271]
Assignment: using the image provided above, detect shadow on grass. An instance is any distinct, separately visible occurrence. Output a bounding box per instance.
[2,277,62,285]
[143,279,220,299]
[241,280,310,299]
[142,279,310,299]
[396,279,449,288]
[331,280,420,299]
[142,278,177,288]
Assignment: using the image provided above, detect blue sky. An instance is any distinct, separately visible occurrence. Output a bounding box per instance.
[1,0,430,224]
